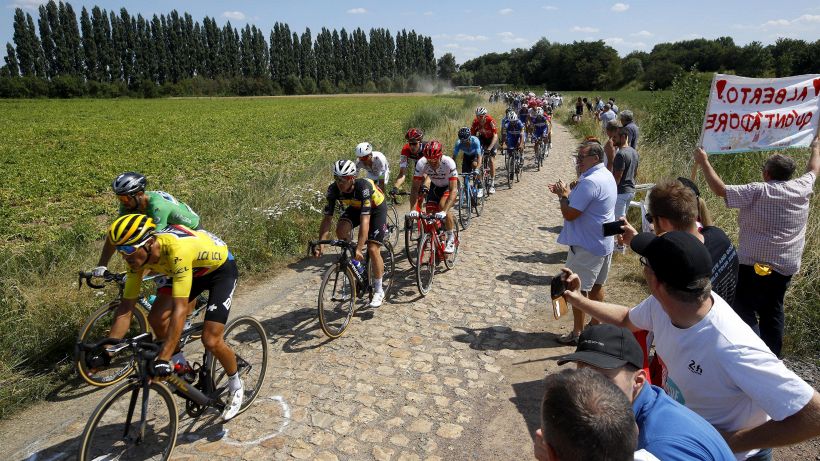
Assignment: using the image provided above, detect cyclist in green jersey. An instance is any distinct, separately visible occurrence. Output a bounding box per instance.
[89,172,200,277]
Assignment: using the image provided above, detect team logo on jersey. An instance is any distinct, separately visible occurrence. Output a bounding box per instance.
[688,360,703,375]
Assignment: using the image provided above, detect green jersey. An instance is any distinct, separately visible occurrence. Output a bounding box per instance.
[119,190,200,230]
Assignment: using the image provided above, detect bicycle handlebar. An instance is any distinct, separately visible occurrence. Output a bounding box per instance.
[78,270,123,290]
[78,332,157,354]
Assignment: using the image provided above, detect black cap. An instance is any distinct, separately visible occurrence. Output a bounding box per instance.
[677,177,701,198]
[557,324,643,369]
[630,231,712,291]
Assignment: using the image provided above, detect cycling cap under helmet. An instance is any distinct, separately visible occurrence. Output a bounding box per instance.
[457,127,471,140]
[109,214,156,246]
[475,106,488,116]
[332,159,357,177]
[355,142,373,158]
[423,140,443,160]
[405,128,424,141]
[112,172,146,196]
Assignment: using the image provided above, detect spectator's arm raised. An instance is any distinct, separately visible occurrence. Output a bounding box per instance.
[694,147,727,198]
[807,132,820,176]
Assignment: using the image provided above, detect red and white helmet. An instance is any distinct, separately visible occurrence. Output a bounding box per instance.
[405,128,424,141]
[423,140,443,160]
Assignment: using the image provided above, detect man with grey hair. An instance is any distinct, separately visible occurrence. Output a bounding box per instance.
[599,103,616,133]
[549,140,616,344]
[620,110,639,150]
[694,134,820,357]
[558,231,820,460]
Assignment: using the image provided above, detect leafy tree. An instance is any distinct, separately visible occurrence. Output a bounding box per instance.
[735,41,772,77]
[437,52,456,81]
[4,43,19,76]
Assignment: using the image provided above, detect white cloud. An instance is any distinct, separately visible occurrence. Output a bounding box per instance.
[7,0,45,9]
[752,14,820,29]
[347,8,367,14]
[794,14,820,23]
[542,5,558,10]
[631,30,652,37]
[763,19,790,27]
[499,8,514,15]
[454,34,488,42]
[605,37,624,45]
[443,43,478,52]
[572,26,599,33]
[611,3,630,12]
[423,11,434,16]
[497,32,530,45]
[222,11,246,21]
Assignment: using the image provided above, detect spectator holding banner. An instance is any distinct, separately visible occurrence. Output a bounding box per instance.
[558,231,820,460]
[693,133,820,357]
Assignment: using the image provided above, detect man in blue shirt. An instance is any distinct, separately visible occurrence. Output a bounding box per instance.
[453,127,483,175]
[558,324,736,461]
[549,140,616,344]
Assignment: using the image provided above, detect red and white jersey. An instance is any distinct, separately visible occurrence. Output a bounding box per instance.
[399,142,425,169]
[413,156,458,188]
[470,116,498,139]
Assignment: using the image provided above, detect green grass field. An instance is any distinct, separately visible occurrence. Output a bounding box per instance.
[0,93,480,418]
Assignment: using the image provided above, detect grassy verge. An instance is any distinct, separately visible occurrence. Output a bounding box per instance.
[557,82,820,359]
[0,93,481,419]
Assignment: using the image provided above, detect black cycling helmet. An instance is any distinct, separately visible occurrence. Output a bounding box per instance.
[112,172,147,196]
[457,127,471,140]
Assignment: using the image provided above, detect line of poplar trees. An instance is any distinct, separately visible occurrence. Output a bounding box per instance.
[1,1,437,97]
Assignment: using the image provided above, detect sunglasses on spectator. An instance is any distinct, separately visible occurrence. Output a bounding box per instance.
[639,256,651,268]
[117,239,150,256]
[645,213,654,223]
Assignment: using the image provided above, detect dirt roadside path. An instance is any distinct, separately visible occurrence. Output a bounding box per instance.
[4,120,816,460]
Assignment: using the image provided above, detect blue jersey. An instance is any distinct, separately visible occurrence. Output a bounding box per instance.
[532,114,550,136]
[452,135,482,162]
[506,120,524,147]
[518,107,529,124]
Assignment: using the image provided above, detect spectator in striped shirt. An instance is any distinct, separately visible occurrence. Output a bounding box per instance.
[693,135,820,357]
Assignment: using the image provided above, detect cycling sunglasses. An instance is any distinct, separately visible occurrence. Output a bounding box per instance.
[116,239,150,255]
[335,175,356,183]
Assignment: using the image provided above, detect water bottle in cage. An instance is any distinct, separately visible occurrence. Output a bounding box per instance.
[349,258,366,285]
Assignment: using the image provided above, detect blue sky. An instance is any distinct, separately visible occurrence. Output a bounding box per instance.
[2,1,819,64]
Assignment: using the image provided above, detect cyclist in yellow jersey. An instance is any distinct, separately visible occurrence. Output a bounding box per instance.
[106,214,244,421]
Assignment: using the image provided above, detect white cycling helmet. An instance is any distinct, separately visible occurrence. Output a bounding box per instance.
[508,113,518,122]
[332,159,357,176]
[536,107,544,116]
[475,106,488,116]
[355,142,373,158]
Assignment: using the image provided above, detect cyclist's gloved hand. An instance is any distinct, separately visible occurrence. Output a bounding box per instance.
[91,266,107,277]
[435,211,447,220]
[407,210,419,219]
[150,359,173,378]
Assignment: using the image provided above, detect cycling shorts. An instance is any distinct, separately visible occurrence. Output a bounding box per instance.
[461,156,480,174]
[340,204,388,244]
[426,184,451,206]
[506,136,522,149]
[534,126,549,138]
[189,258,238,325]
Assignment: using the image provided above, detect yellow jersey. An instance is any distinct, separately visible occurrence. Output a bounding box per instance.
[123,225,230,299]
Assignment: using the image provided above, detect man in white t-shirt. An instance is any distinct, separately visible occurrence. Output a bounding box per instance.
[557,231,820,461]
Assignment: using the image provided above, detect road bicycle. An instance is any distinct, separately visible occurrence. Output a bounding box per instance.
[403,188,427,269]
[503,147,524,188]
[386,188,409,250]
[534,133,549,170]
[77,315,268,461]
[308,238,395,338]
[456,170,484,230]
[412,212,459,296]
[75,271,207,387]
[481,150,494,197]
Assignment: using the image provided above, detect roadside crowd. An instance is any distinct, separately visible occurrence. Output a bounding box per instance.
[536,102,820,461]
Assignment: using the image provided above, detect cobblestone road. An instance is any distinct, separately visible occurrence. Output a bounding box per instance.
[5,123,587,461]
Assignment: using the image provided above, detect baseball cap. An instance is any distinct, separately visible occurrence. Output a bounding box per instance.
[630,231,712,291]
[557,324,643,369]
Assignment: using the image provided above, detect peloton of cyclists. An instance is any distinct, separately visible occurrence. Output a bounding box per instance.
[407,141,459,254]
[314,160,389,308]
[355,142,390,191]
[470,107,499,195]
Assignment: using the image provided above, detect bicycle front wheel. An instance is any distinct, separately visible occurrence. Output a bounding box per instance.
[444,227,460,270]
[208,316,269,417]
[404,216,420,269]
[473,185,484,216]
[416,233,436,296]
[79,381,178,461]
[457,185,471,230]
[76,301,149,387]
[505,153,515,189]
[317,263,357,338]
[386,204,400,250]
[371,241,396,299]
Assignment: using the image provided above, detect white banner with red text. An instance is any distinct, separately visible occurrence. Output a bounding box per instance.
[700,73,820,154]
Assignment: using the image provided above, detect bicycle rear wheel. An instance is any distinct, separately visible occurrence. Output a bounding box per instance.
[443,227,460,270]
[505,152,515,189]
[207,316,269,417]
[370,241,395,299]
[386,204,400,249]
[76,301,149,387]
[515,153,523,182]
[405,216,420,269]
[415,233,436,296]
[317,263,357,338]
[79,381,178,461]
[473,185,484,216]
